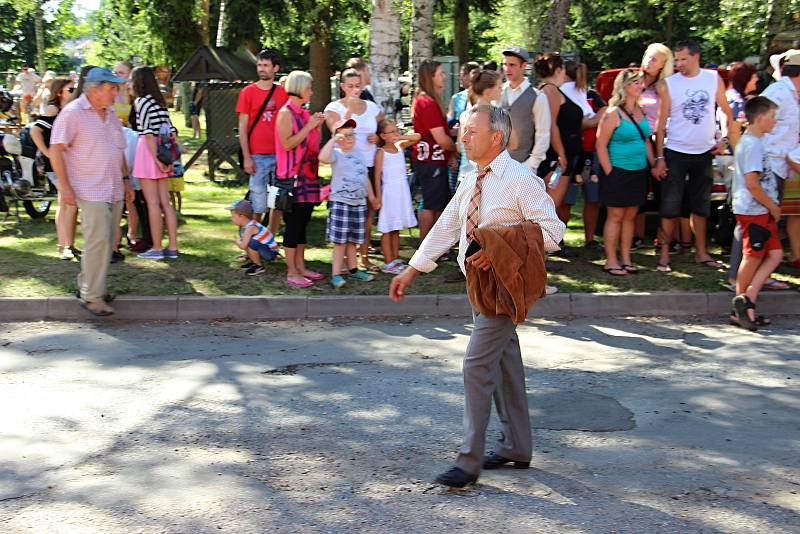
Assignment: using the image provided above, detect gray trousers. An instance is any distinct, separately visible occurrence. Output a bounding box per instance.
[454,311,533,475]
[76,199,123,303]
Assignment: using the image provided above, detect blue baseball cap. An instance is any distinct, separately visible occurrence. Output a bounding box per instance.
[85,67,126,84]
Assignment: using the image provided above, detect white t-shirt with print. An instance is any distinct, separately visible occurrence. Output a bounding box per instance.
[732,133,779,215]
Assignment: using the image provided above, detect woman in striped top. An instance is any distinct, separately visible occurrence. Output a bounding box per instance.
[29,76,78,260]
[131,66,179,260]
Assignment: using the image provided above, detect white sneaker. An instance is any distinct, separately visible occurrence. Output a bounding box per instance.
[59,246,75,261]
[545,285,559,295]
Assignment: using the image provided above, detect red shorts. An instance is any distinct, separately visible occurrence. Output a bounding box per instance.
[736,213,781,257]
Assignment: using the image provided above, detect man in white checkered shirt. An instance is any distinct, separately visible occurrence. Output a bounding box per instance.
[390,104,565,488]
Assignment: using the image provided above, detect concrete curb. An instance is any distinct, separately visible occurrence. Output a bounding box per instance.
[0,291,797,322]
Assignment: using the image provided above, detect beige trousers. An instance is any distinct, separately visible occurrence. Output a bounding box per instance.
[76,199,123,303]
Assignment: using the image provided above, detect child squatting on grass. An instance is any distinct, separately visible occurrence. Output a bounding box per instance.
[731,96,782,331]
[319,117,380,289]
[374,119,421,274]
[227,199,280,277]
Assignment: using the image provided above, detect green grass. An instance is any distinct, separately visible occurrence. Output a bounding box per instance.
[1,110,798,297]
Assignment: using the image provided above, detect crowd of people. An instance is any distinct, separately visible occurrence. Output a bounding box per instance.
[12,39,800,327]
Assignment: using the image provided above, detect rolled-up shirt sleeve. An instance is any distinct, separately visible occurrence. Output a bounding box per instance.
[516,174,565,253]
[408,197,462,273]
[531,91,551,169]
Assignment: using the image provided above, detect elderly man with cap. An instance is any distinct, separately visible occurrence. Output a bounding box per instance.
[499,46,551,170]
[763,50,800,267]
[50,67,134,316]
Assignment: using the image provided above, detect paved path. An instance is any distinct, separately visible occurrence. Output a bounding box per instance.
[1,317,798,533]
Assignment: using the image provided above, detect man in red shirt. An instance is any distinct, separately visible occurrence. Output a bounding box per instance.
[236,49,288,232]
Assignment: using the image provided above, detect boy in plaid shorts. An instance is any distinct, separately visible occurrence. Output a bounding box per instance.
[319,118,380,288]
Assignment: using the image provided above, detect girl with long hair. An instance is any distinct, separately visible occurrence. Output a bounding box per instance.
[131,66,179,260]
[411,60,456,241]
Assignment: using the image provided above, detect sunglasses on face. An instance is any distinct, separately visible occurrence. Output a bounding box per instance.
[68,87,75,93]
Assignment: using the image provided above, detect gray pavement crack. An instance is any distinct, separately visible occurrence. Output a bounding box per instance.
[262,360,381,375]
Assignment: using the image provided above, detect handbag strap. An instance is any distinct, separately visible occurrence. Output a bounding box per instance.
[247,83,277,140]
[618,106,650,146]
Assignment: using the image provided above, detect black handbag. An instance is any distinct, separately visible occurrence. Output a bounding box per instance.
[273,177,296,213]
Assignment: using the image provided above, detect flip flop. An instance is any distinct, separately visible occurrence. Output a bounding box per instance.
[286,277,313,289]
[656,263,672,273]
[696,259,725,269]
[603,266,628,276]
[302,271,325,281]
[764,279,791,290]
[621,264,639,274]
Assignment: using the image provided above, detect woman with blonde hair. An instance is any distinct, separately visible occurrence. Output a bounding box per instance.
[595,69,654,276]
[634,43,676,250]
[275,70,326,288]
[411,59,456,241]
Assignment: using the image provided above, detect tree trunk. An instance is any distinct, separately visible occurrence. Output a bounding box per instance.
[453,0,469,65]
[534,0,571,54]
[34,3,46,74]
[198,0,210,46]
[409,0,435,81]
[761,0,788,64]
[665,4,673,47]
[369,0,401,116]
[310,29,332,113]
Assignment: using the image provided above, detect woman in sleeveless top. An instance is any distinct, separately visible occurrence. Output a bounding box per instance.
[534,53,585,212]
[324,68,384,272]
[456,69,502,182]
[29,77,78,260]
[276,70,326,289]
[596,69,654,277]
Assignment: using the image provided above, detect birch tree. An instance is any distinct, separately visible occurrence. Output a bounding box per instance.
[535,0,570,53]
[369,0,401,116]
[409,0,435,79]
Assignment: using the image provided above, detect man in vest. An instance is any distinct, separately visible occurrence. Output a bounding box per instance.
[653,39,736,272]
[499,47,551,170]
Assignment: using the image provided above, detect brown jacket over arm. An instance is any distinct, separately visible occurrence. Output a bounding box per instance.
[465,221,548,324]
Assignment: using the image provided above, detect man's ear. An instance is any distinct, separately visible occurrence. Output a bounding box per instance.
[492,130,504,148]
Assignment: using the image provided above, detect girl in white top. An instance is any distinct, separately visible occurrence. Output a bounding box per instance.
[374,119,420,274]
[325,68,385,272]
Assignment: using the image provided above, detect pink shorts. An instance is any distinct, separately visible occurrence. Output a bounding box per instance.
[132,136,170,180]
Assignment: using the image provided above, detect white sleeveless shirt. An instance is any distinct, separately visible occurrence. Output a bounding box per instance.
[665,69,719,154]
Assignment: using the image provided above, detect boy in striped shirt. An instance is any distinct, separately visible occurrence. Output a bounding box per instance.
[228,199,279,276]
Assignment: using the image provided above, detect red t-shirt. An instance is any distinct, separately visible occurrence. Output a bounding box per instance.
[235,83,288,155]
[412,94,450,165]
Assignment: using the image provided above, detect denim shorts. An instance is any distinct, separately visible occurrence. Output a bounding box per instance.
[249,154,277,214]
[247,239,279,262]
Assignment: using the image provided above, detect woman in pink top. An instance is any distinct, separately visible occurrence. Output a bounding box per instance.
[275,70,326,288]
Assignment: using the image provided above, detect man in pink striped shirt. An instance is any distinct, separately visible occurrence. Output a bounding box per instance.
[50,67,133,316]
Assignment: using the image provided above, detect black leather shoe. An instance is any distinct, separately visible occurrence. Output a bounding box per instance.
[483,452,531,470]
[434,467,478,488]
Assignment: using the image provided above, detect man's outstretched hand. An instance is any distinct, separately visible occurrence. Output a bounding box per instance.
[389,266,420,302]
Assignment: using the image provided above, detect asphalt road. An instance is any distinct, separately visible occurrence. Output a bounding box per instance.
[1,316,798,533]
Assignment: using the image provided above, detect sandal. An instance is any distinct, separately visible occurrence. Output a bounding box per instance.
[656,262,672,273]
[361,263,381,273]
[729,310,771,327]
[621,264,639,274]
[286,277,313,289]
[732,295,758,331]
[696,259,725,269]
[603,266,627,276]
[79,300,114,317]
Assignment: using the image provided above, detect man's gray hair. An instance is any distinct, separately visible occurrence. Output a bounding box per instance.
[466,104,513,148]
[83,80,105,92]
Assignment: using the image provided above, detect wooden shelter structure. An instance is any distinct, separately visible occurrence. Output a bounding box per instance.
[173,46,258,181]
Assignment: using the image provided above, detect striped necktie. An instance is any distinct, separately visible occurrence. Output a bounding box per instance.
[466,166,491,241]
